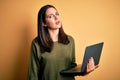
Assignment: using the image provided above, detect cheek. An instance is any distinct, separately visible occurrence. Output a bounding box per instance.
[46,20,55,27]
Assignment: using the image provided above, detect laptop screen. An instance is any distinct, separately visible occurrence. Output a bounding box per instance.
[81,42,104,72]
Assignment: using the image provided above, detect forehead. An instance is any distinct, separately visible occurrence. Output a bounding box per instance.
[45,7,57,15]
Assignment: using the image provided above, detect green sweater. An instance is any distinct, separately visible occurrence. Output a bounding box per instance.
[28,36,77,80]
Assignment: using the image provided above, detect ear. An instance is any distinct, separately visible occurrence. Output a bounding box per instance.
[42,22,47,27]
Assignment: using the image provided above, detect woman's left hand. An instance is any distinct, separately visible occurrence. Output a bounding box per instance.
[86,57,98,73]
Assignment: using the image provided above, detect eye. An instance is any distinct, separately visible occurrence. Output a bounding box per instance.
[48,15,52,18]
[47,14,54,19]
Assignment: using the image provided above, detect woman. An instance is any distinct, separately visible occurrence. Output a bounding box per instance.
[28,5,96,80]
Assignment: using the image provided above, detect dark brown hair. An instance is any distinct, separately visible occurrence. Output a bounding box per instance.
[37,5,69,53]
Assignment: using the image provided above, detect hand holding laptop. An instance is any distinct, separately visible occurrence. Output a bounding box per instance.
[86,57,99,73]
[60,42,104,76]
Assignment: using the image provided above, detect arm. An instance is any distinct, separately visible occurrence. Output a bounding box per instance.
[70,37,77,68]
[28,41,40,80]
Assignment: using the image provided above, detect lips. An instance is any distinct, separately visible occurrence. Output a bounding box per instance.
[56,21,60,25]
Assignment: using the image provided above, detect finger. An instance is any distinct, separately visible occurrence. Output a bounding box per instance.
[95,65,99,69]
[89,57,94,66]
[87,63,90,72]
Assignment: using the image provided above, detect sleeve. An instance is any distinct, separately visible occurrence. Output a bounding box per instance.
[28,40,40,80]
[70,36,77,68]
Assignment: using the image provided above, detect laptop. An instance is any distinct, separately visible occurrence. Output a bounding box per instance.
[60,42,104,76]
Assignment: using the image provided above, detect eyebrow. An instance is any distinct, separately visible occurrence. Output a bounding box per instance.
[46,12,58,17]
[47,13,54,16]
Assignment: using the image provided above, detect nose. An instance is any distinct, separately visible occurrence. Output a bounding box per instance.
[54,15,58,20]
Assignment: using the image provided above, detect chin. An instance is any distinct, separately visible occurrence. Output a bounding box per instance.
[54,25,61,29]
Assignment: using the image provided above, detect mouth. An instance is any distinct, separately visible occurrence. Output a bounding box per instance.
[56,21,60,25]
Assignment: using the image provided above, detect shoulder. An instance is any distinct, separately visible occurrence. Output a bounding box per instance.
[67,35,75,46]
[31,37,39,48]
[67,35,75,42]
[31,37,42,55]
[32,37,38,44]
[30,37,42,59]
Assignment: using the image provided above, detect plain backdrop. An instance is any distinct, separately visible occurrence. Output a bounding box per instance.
[0,0,120,80]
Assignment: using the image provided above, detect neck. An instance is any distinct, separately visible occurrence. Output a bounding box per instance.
[48,29,59,42]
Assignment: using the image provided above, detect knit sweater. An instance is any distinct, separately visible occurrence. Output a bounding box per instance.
[28,35,77,80]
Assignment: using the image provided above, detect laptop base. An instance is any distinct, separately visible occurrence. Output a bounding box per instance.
[60,64,85,76]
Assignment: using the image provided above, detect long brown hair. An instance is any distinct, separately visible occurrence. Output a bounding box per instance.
[37,5,69,53]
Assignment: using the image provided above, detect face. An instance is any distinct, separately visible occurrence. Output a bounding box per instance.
[43,7,61,30]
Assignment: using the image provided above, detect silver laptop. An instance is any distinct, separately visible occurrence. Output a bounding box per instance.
[60,42,104,76]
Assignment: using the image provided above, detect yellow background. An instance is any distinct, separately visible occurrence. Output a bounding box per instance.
[0,0,120,80]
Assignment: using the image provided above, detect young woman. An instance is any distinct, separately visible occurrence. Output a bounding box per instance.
[28,5,96,80]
